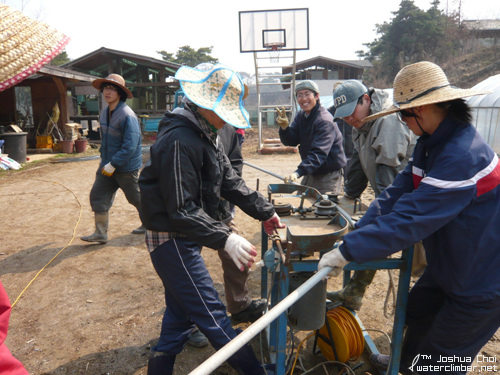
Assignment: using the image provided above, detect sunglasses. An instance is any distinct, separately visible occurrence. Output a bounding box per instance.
[399,110,417,119]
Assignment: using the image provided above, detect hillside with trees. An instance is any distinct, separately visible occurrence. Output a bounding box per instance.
[359,0,500,88]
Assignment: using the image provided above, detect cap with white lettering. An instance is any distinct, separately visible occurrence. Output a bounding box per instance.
[332,80,368,119]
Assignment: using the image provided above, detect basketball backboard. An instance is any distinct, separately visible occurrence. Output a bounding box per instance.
[239,8,309,53]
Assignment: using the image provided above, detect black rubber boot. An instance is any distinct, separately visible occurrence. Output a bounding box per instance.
[147,352,176,375]
[132,225,146,234]
[230,298,267,324]
[81,211,109,244]
[326,269,376,310]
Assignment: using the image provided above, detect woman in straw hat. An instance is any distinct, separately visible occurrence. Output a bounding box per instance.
[318,61,500,374]
[139,63,283,374]
[80,74,145,244]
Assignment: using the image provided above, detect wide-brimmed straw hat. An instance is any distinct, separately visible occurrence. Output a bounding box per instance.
[175,63,250,129]
[0,4,70,92]
[92,74,133,99]
[363,61,491,123]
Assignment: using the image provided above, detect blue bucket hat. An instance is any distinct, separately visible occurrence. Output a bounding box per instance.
[175,63,250,129]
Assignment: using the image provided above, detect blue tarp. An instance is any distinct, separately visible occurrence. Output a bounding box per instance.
[144,118,162,132]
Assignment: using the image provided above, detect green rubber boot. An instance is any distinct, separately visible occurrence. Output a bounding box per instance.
[326,269,376,310]
[81,212,109,244]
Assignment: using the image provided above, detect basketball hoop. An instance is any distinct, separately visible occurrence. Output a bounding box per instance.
[265,42,284,63]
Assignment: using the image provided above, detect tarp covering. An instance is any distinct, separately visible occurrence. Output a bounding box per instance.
[466,74,500,154]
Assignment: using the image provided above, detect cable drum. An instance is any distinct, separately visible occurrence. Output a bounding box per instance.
[317,306,365,362]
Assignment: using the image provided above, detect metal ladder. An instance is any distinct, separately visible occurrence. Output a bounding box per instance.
[253,49,297,150]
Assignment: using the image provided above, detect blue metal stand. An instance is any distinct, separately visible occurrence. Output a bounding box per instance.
[259,184,414,374]
[344,247,414,375]
[261,235,414,375]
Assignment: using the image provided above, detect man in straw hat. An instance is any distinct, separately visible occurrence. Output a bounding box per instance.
[319,61,500,374]
[326,79,416,311]
[276,80,346,196]
[80,74,145,244]
[139,63,284,374]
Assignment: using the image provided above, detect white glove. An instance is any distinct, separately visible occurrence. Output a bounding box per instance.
[318,247,349,277]
[262,213,286,235]
[276,107,289,130]
[284,172,299,184]
[224,233,257,271]
[102,162,115,176]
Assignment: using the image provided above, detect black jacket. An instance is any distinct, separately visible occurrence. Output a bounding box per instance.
[279,103,346,177]
[139,111,274,250]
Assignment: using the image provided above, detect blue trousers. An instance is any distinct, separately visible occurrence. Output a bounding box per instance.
[401,271,500,375]
[149,238,265,374]
[150,238,237,354]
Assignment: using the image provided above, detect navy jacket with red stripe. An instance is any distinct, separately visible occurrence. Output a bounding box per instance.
[340,115,500,302]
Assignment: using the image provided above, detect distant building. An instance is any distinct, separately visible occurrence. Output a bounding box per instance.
[462,19,500,48]
[245,56,372,125]
[282,56,371,82]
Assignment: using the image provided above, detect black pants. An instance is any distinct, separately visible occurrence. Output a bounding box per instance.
[401,271,500,375]
[343,149,368,198]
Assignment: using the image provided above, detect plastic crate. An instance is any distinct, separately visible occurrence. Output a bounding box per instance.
[36,135,53,146]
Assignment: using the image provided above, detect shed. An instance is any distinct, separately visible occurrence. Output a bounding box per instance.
[63,47,182,116]
[0,64,98,148]
[466,74,500,154]
[282,56,371,82]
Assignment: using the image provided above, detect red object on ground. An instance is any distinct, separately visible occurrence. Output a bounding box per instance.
[0,281,29,375]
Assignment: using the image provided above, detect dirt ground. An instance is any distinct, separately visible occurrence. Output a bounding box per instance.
[1,127,498,375]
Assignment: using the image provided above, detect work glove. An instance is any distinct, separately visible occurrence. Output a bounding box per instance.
[224,233,257,272]
[318,246,349,277]
[276,107,289,130]
[101,162,115,177]
[262,213,285,235]
[284,172,299,184]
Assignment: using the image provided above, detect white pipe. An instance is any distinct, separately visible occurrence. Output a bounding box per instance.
[189,266,332,375]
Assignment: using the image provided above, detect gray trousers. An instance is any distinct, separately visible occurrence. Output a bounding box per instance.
[301,169,342,195]
[89,169,141,213]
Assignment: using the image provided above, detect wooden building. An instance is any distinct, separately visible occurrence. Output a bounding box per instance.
[462,19,500,47]
[282,56,371,82]
[0,64,97,148]
[63,47,182,117]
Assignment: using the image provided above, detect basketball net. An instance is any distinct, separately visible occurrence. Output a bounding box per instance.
[267,43,283,63]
